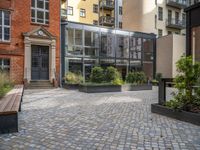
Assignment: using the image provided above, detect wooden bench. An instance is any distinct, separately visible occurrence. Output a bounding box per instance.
[0,85,24,134]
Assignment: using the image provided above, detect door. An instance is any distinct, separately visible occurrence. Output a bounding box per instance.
[31,45,49,80]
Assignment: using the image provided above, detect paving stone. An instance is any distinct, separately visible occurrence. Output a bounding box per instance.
[0,87,200,149]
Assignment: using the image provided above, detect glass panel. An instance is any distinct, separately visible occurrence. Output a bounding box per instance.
[85,31,92,46]
[0,11,2,25]
[68,59,82,74]
[100,34,115,57]
[32,57,39,67]
[4,27,10,41]
[116,35,129,58]
[31,0,35,7]
[31,9,35,18]
[85,48,97,57]
[37,11,44,23]
[4,11,10,26]
[67,28,74,52]
[75,29,82,45]
[37,0,44,9]
[0,27,2,40]
[45,1,49,10]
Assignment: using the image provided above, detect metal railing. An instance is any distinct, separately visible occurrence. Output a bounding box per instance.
[99,0,115,8]
[99,16,115,25]
[166,0,189,7]
[166,18,186,28]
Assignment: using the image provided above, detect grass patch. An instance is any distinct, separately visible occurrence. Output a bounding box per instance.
[0,84,13,99]
[0,72,13,99]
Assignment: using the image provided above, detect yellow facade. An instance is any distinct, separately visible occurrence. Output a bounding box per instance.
[61,0,115,27]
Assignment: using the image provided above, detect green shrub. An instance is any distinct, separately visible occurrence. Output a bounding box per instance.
[90,66,105,83]
[105,66,121,83]
[166,56,200,111]
[65,72,83,84]
[0,72,13,98]
[112,78,124,85]
[126,72,147,84]
[155,73,162,81]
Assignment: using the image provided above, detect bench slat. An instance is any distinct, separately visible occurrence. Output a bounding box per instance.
[0,85,24,115]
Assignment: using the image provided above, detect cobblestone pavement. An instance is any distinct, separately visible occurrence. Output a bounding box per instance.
[0,87,200,150]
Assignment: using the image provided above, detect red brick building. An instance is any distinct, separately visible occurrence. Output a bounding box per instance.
[0,0,60,86]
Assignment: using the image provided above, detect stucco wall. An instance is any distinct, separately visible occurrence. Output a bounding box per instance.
[156,35,173,78]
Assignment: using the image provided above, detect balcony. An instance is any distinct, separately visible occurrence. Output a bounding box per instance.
[166,18,186,29]
[61,8,67,20]
[166,0,189,9]
[99,0,115,10]
[99,16,115,27]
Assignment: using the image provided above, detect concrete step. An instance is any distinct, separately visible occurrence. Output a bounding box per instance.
[26,81,54,89]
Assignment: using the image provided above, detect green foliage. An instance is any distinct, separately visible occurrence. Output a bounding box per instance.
[126,72,147,84]
[105,66,121,83]
[155,73,162,81]
[166,56,200,111]
[65,72,83,84]
[90,66,105,83]
[112,78,124,85]
[0,72,13,98]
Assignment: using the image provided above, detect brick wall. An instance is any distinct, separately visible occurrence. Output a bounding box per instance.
[0,0,60,84]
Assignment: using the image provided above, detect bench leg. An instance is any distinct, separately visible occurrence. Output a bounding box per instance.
[0,113,18,134]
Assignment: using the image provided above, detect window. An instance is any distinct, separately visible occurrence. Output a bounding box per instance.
[119,22,122,28]
[0,58,10,72]
[31,0,49,24]
[158,29,163,37]
[80,9,86,17]
[119,6,122,15]
[168,31,172,35]
[158,7,163,21]
[67,6,73,15]
[93,20,98,25]
[175,12,179,24]
[155,0,157,5]
[155,15,157,29]
[182,13,186,23]
[0,10,10,42]
[93,4,98,13]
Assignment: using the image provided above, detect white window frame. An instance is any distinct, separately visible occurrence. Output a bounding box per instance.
[0,58,10,71]
[0,10,11,42]
[80,9,86,18]
[67,6,73,15]
[31,0,49,25]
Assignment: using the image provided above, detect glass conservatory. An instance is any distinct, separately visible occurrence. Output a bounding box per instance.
[61,22,156,81]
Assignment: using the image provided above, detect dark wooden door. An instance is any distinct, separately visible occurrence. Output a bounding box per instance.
[31,45,49,80]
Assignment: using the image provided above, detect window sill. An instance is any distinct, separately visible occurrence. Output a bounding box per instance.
[0,41,11,45]
[31,22,50,27]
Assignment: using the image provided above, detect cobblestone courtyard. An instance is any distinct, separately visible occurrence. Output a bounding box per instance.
[0,87,200,150]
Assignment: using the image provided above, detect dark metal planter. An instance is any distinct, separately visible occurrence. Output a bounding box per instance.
[79,84,152,93]
[151,103,200,126]
[79,85,121,93]
[121,84,152,91]
[63,83,80,90]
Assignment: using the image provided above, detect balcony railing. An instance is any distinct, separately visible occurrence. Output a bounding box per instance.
[99,0,115,10]
[166,18,186,29]
[166,0,189,9]
[61,8,67,20]
[99,16,115,26]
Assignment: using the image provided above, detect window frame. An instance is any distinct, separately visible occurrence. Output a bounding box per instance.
[119,6,122,15]
[158,7,163,21]
[93,4,98,13]
[67,6,73,15]
[80,8,86,18]
[0,10,11,42]
[31,0,49,25]
[0,58,10,72]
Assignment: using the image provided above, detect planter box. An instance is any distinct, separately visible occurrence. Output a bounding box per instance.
[151,103,200,126]
[79,84,152,93]
[63,84,79,90]
[121,84,152,91]
[79,85,121,93]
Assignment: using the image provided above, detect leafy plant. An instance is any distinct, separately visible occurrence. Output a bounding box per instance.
[64,72,83,84]
[166,56,200,111]
[105,66,121,83]
[126,72,147,84]
[90,66,105,83]
[155,73,162,81]
[0,71,13,98]
[112,78,124,85]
